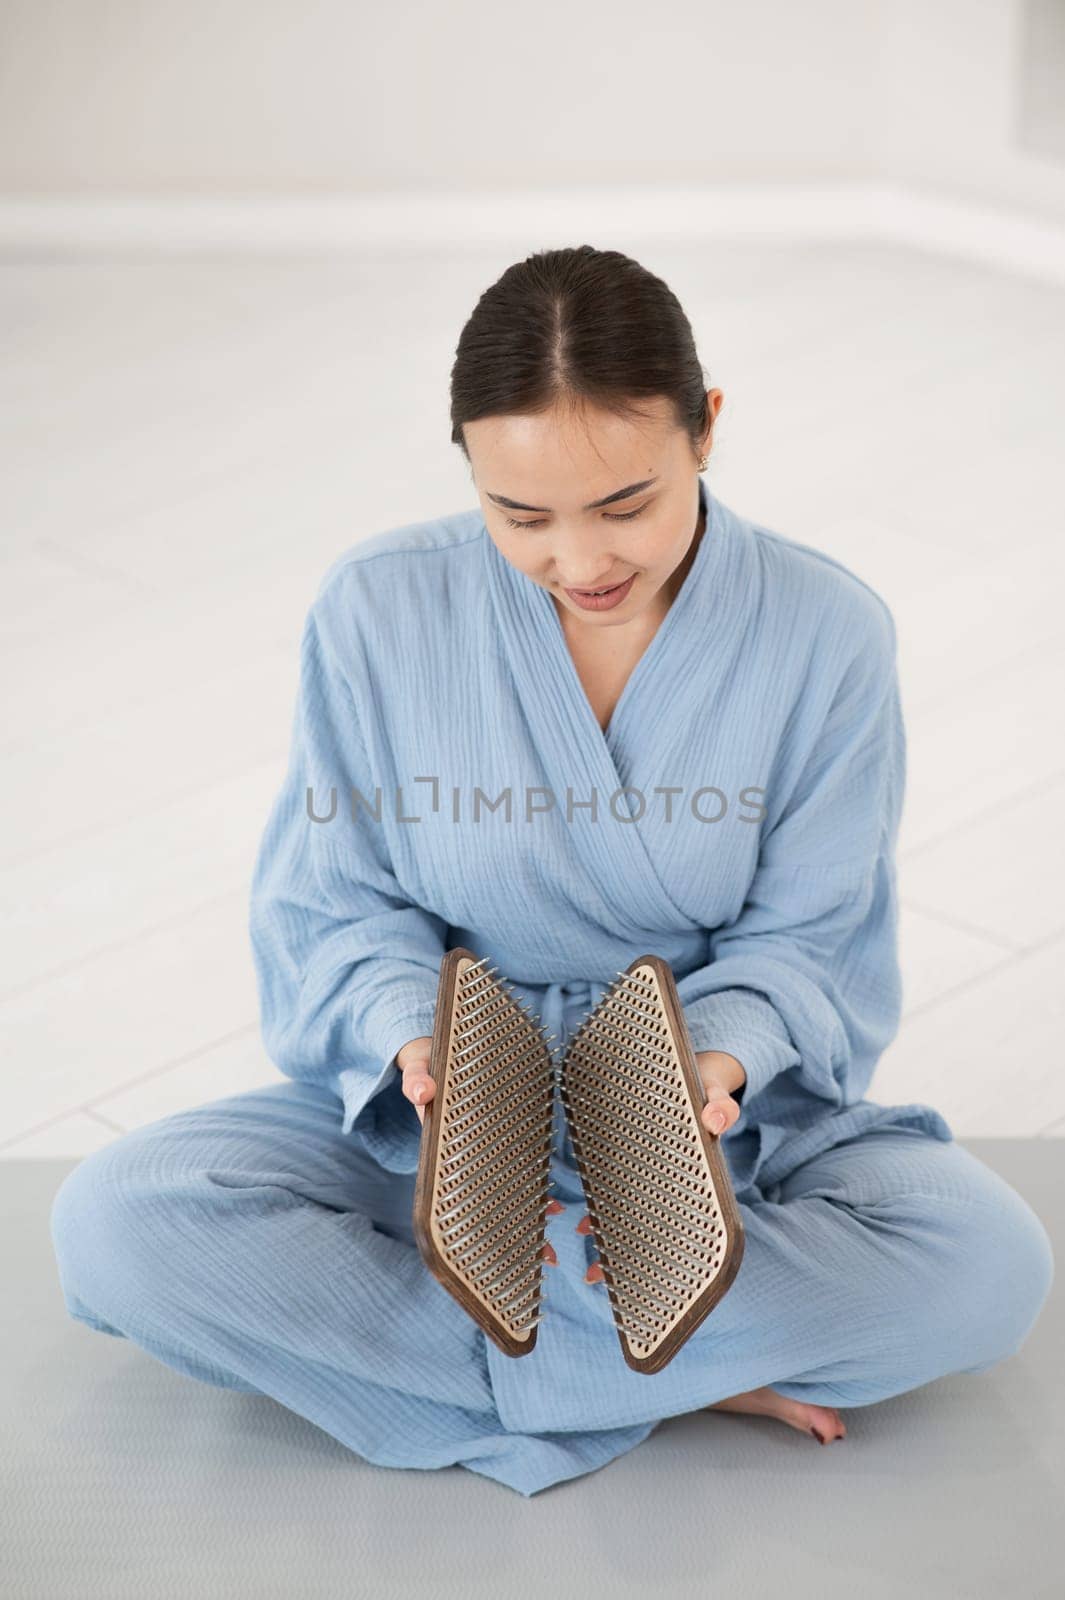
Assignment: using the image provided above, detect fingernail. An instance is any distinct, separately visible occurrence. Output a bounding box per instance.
[413,1085,425,1102]
[708,1111,726,1134]
[811,1427,827,1445]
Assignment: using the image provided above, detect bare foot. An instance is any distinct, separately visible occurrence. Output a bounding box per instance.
[705,1385,846,1445]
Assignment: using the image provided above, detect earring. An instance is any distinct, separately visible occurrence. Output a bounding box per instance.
[698,454,709,471]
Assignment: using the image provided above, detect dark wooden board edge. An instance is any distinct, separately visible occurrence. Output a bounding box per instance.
[563,953,747,1375]
[411,947,549,1359]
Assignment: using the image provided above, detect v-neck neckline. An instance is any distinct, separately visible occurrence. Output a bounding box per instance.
[479,476,744,922]
[534,475,716,750]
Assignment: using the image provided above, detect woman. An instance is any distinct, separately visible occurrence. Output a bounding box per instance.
[50,245,1053,1498]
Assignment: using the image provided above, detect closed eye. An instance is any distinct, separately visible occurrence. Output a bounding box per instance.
[503,503,650,530]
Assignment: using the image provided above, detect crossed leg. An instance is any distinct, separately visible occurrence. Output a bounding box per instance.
[49,1082,1055,1486]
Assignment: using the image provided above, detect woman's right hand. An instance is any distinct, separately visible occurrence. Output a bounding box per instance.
[398,1034,563,1270]
[396,1037,436,1126]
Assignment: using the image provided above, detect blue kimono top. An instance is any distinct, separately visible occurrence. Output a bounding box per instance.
[248,473,953,1483]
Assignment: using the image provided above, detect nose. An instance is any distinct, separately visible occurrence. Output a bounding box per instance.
[549,528,620,590]
[553,555,619,589]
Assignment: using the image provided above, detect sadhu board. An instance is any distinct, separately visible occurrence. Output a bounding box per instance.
[413,949,745,1373]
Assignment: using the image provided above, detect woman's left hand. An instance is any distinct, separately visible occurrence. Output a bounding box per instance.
[694,1048,747,1137]
[542,1049,748,1276]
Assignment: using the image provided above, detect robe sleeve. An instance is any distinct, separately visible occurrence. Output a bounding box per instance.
[248,593,446,1146]
[676,594,905,1121]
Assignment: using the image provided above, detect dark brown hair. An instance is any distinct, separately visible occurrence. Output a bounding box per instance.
[449,245,712,465]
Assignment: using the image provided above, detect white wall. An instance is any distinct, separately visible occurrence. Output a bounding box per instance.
[1,0,1061,222]
[870,0,1065,223]
[0,1,876,189]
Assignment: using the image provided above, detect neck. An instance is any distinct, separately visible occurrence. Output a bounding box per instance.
[663,497,706,607]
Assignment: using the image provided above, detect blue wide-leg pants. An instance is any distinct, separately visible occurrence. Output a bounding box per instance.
[48,1080,1054,1497]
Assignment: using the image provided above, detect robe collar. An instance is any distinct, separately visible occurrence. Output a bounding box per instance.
[480,474,749,943]
[481,473,743,765]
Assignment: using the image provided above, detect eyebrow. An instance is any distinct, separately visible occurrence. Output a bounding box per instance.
[485,477,660,514]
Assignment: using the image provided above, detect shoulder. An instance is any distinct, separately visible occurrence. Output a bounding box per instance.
[741,510,897,673]
[314,506,485,602]
[308,505,485,651]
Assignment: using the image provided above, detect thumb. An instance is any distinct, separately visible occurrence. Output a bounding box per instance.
[699,1072,741,1137]
[396,1037,435,1126]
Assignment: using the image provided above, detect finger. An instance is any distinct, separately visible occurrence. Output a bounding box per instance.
[701,1098,733,1136]
[576,1212,592,1235]
[585,1262,605,1284]
[541,1240,558,1266]
[402,1072,436,1112]
[546,1198,564,1215]
[401,1071,435,1130]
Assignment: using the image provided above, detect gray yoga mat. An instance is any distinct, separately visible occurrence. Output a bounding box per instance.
[3,1142,1061,1600]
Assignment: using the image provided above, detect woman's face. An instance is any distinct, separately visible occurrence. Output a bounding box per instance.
[466,392,721,631]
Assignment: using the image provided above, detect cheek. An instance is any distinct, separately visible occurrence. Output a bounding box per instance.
[626,530,674,573]
[508,544,540,578]
[493,533,535,575]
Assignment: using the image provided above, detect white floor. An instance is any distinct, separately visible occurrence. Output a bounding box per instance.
[2,237,1063,1158]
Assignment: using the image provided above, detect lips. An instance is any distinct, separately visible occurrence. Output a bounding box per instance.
[562,572,638,610]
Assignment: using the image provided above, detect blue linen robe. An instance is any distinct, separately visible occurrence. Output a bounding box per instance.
[248,472,953,1483]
